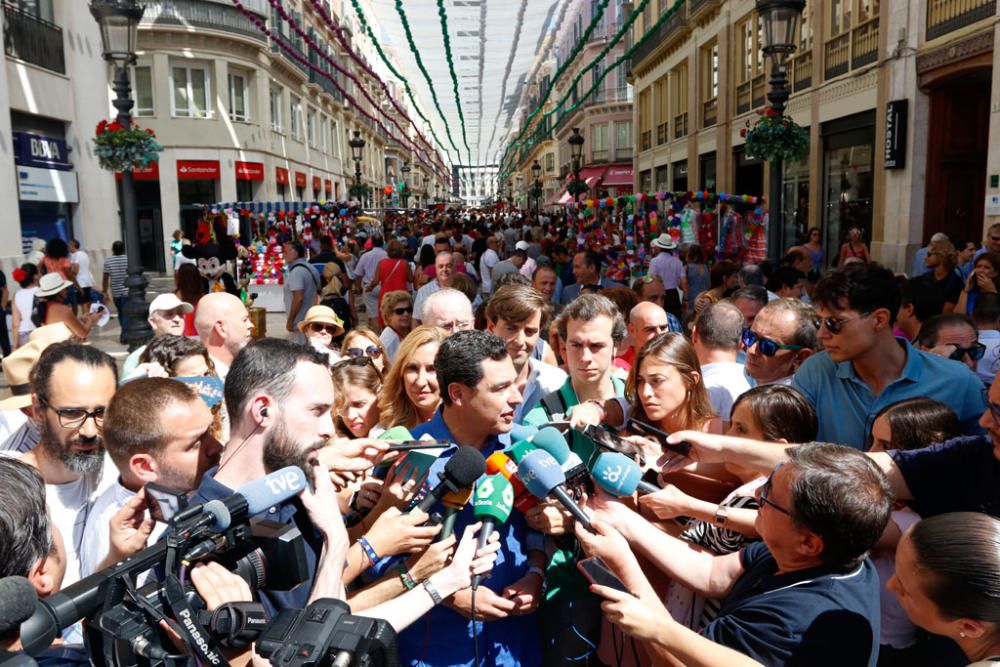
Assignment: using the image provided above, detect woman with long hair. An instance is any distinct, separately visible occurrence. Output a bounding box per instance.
[802,226,824,270]
[341,328,388,374]
[31,273,101,340]
[838,225,871,266]
[175,263,206,337]
[332,358,383,439]
[377,325,447,430]
[956,252,1000,316]
[11,263,39,348]
[925,238,964,312]
[138,334,216,377]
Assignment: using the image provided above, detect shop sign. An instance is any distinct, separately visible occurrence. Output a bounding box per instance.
[295,171,307,188]
[235,161,264,181]
[177,160,221,180]
[312,176,322,192]
[885,100,908,170]
[13,132,72,170]
[17,165,79,203]
[115,162,160,181]
[324,179,333,195]
[276,167,290,185]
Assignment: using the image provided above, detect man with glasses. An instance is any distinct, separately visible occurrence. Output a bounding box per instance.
[973,222,1000,262]
[19,341,118,589]
[744,298,818,387]
[413,251,456,324]
[792,262,986,449]
[420,288,474,334]
[915,312,986,377]
[121,293,194,378]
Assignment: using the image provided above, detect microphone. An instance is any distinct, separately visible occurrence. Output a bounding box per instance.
[508,440,537,464]
[471,475,513,590]
[531,427,588,489]
[518,450,594,532]
[591,452,660,497]
[412,446,486,515]
[438,487,474,540]
[179,466,309,533]
[508,423,538,443]
[485,451,538,511]
[0,576,37,635]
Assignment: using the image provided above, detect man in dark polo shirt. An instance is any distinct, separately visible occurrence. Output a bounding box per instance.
[581,442,891,666]
[188,338,385,615]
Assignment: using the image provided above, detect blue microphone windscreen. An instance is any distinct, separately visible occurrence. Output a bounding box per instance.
[591,452,642,498]
[509,422,538,443]
[517,449,566,498]
[238,466,309,515]
[531,427,571,464]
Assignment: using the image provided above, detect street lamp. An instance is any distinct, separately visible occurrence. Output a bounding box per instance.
[90,0,150,349]
[569,127,584,204]
[401,162,411,209]
[757,0,806,262]
[531,160,542,217]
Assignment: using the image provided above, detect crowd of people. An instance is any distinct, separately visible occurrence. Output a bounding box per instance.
[2,211,1000,667]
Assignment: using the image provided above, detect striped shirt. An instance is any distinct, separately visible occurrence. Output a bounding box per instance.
[103,255,129,297]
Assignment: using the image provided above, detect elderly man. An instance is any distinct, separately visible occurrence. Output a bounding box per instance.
[915,312,985,377]
[121,293,194,378]
[614,301,672,372]
[647,234,686,294]
[194,292,254,379]
[420,288,475,333]
[413,251,455,324]
[743,298,818,386]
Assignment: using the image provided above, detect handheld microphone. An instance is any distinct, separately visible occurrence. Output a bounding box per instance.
[591,452,660,497]
[508,440,537,464]
[518,450,594,532]
[485,451,538,511]
[438,487,474,540]
[471,475,513,590]
[532,427,588,489]
[411,446,486,515]
[378,426,448,451]
[509,423,538,443]
[179,466,309,533]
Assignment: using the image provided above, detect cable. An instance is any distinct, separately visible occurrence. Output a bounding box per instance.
[471,586,480,667]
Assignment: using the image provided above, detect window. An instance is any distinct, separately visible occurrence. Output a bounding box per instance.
[545,152,555,172]
[319,116,327,152]
[171,65,211,118]
[132,65,154,117]
[270,83,283,132]
[703,43,719,101]
[228,72,249,122]
[290,95,302,140]
[307,108,317,147]
[616,121,632,149]
[591,123,609,161]
[330,120,339,157]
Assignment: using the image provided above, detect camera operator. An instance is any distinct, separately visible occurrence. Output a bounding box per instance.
[188,338,388,616]
[579,442,891,666]
[79,377,224,576]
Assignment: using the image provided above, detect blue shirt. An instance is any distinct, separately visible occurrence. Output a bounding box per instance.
[396,409,542,667]
[792,338,986,449]
[890,435,1000,518]
[703,542,880,666]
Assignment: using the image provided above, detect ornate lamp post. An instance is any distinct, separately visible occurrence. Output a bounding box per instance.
[422,175,428,208]
[348,129,365,204]
[757,0,806,262]
[569,127,584,204]
[531,159,542,217]
[401,162,411,209]
[90,0,151,349]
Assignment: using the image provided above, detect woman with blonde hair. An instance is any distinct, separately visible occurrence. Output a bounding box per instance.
[341,327,388,374]
[378,325,447,430]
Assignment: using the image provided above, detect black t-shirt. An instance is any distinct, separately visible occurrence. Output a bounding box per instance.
[934,270,964,305]
[890,435,1000,518]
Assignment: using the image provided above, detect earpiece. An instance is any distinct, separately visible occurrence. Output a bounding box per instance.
[261,408,269,418]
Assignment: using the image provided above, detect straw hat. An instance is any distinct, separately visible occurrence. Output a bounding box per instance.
[0,323,74,410]
[297,305,345,336]
[36,272,74,298]
[651,233,677,251]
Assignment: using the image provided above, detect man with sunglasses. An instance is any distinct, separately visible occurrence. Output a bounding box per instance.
[743,299,818,387]
[915,312,986,376]
[19,341,118,591]
[973,222,1000,262]
[792,262,986,449]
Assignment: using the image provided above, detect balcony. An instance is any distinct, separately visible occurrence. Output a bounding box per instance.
[309,68,342,101]
[270,34,311,78]
[751,73,766,108]
[592,148,609,163]
[141,0,267,43]
[3,3,65,74]
[702,98,717,128]
[631,1,689,70]
[641,130,652,151]
[674,112,688,139]
[656,122,668,145]
[736,73,768,115]
[615,147,634,161]
[927,0,996,40]
[824,17,879,80]
[791,51,812,92]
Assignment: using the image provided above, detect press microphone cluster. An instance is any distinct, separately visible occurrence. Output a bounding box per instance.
[411,445,487,515]
[590,452,660,497]
[518,450,594,532]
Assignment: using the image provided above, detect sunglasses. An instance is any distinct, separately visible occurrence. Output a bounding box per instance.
[333,356,378,372]
[949,342,986,362]
[742,329,805,357]
[393,306,413,315]
[812,312,870,335]
[347,345,383,359]
[309,322,341,335]
[757,464,791,517]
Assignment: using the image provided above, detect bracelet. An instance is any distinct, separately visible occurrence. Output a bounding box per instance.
[397,561,417,589]
[526,565,546,580]
[422,578,443,605]
[357,537,380,566]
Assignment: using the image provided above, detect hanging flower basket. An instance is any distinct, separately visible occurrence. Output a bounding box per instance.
[93,119,163,173]
[348,183,372,200]
[567,179,589,197]
[742,108,809,163]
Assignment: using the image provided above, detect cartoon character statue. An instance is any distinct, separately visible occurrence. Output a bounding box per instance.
[182,214,240,295]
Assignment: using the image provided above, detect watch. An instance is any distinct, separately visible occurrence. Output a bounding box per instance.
[422,578,443,605]
[713,504,730,527]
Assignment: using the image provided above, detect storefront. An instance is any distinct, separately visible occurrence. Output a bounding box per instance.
[116,162,164,272]
[235,161,264,202]
[699,152,717,192]
[601,165,634,196]
[276,166,290,200]
[822,111,875,260]
[12,128,76,250]
[733,147,763,199]
[783,154,811,248]
[178,159,219,254]
[294,171,307,200]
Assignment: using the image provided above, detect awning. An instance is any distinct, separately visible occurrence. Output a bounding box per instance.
[567,166,607,188]
[544,188,564,207]
[602,165,634,187]
[558,190,573,205]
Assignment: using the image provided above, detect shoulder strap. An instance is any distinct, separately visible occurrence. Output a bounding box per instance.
[541,390,568,420]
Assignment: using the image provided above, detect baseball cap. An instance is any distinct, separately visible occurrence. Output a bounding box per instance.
[148,293,194,315]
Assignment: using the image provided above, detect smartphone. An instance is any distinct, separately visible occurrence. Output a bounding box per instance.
[386,440,451,452]
[625,418,693,458]
[577,557,630,594]
[577,424,646,466]
[144,482,189,524]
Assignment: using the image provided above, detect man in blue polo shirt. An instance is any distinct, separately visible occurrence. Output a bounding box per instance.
[793,262,985,449]
[399,330,544,667]
[580,442,890,666]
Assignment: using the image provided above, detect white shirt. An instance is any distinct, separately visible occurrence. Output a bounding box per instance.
[14,287,37,334]
[479,248,500,293]
[0,419,39,455]
[80,479,167,579]
[380,327,403,362]
[72,250,94,288]
[871,508,922,649]
[354,247,388,287]
[701,361,752,421]
[0,409,28,445]
[978,329,1000,385]
[210,355,230,380]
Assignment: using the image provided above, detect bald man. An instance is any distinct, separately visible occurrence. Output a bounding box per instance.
[194,292,254,378]
[615,301,672,371]
[420,288,474,334]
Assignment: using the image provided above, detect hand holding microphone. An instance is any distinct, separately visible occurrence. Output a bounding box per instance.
[471,475,513,590]
[518,450,594,532]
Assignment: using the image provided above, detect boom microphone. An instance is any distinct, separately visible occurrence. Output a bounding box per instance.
[471,475,513,590]
[518,450,594,532]
[591,452,660,497]
[412,446,486,514]
[485,451,538,511]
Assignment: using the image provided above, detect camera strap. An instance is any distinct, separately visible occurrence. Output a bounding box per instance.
[164,574,232,667]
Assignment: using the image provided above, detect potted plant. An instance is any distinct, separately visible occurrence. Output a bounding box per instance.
[742,108,808,163]
[93,119,163,172]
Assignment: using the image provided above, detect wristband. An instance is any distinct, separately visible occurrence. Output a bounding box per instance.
[526,565,546,580]
[397,561,417,589]
[422,578,443,605]
[357,536,380,566]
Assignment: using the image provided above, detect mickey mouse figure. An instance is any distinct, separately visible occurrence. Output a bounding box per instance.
[182,214,240,295]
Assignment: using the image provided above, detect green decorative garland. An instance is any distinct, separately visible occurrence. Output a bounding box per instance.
[436,0,473,164]
[567,180,589,197]
[742,109,809,163]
